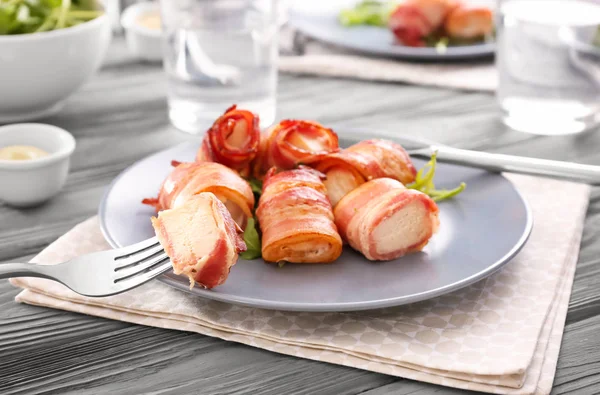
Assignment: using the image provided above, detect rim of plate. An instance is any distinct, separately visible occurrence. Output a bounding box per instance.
[99,137,533,312]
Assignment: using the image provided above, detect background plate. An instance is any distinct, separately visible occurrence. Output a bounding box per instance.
[99,131,531,312]
[288,0,495,61]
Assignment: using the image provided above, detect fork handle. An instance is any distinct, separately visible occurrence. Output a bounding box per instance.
[421,145,600,185]
[0,262,57,281]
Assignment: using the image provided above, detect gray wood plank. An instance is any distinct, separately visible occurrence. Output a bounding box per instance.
[0,289,397,395]
[566,187,600,325]
[1,37,600,395]
[552,315,600,395]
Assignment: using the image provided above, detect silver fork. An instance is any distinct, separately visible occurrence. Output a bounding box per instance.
[0,237,171,297]
[407,145,600,185]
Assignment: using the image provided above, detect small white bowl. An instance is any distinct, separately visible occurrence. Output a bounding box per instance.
[121,2,163,62]
[0,124,76,207]
[0,15,112,123]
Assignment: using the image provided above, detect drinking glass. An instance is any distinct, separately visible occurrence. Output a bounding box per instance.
[496,0,600,135]
[159,0,279,134]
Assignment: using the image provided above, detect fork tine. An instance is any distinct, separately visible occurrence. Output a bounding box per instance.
[115,244,165,268]
[114,253,170,281]
[115,261,173,291]
[114,236,160,259]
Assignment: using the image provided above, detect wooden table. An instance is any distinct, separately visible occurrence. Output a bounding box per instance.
[2,39,600,395]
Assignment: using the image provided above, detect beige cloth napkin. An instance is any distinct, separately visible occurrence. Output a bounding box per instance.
[278,28,498,91]
[11,174,589,395]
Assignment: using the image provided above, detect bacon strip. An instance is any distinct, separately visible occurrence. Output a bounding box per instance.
[142,161,254,229]
[257,167,343,263]
[443,5,493,40]
[196,105,261,177]
[314,139,417,207]
[335,178,439,261]
[389,0,457,46]
[152,193,246,289]
[253,120,340,178]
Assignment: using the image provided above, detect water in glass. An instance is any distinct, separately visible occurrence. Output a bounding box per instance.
[161,0,278,134]
[496,0,600,135]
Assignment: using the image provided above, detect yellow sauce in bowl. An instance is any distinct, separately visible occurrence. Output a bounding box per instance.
[0,145,49,161]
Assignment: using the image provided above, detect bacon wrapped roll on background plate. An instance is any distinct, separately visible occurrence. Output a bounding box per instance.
[389,0,456,47]
[152,193,246,289]
[142,161,254,229]
[196,105,260,177]
[257,167,343,263]
[315,139,417,206]
[253,120,340,178]
[443,4,494,41]
[335,178,439,261]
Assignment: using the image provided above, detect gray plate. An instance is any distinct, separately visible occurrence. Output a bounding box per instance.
[99,131,532,312]
[288,0,495,61]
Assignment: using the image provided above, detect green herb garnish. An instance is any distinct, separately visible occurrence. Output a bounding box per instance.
[424,32,494,51]
[247,177,262,211]
[338,0,398,27]
[0,0,103,35]
[407,151,466,202]
[240,217,262,260]
[593,26,600,47]
[435,36,449,54]
[248,178,263,196]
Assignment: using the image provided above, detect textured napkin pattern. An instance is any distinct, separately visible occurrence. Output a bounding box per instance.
[11,174,589,395]
[278,28,498,92]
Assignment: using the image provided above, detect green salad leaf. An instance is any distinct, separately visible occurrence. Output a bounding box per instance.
[407,151,466,202]
[240,217,262,260]
[0,0,103,35]
[338,0,398,27]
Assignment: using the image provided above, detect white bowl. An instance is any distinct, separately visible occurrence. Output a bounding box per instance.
[0,15,112,123]
[0,124,76,207]
[121,2,163,62]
